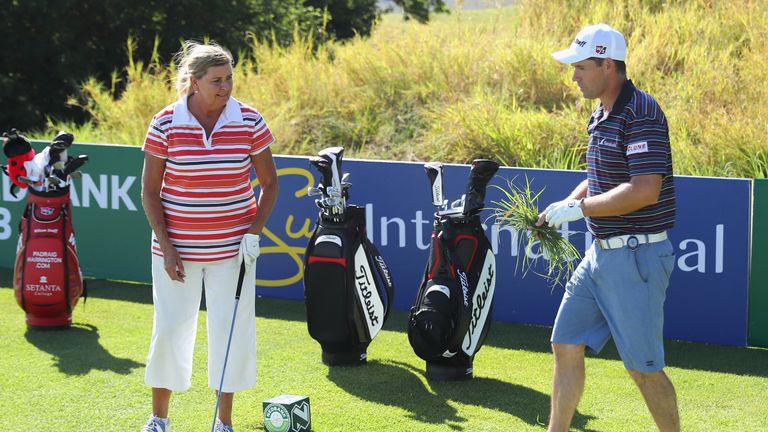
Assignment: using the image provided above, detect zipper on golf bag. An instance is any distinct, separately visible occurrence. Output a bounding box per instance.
[303,147,395,366]
[408,159,499,380]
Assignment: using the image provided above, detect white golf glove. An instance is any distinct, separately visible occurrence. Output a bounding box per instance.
[543,199,584,228]
[239,233,261,268]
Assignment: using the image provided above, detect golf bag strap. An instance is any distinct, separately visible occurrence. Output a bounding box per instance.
[19,204,31,312]
[62,204,71,313]
[362,237,395,322]
[438,233,473,351]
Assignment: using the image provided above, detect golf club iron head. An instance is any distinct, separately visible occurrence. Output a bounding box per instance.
[462,159,500,216]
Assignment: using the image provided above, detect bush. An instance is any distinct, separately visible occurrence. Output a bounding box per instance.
[43,1,768,178]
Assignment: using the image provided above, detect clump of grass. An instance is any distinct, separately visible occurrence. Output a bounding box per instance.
[491,176,580,287]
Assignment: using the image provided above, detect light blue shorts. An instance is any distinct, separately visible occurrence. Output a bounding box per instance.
[551,239,675,372]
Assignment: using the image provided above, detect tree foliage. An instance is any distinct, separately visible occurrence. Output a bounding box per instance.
[392,0,448,23]
[0,0,446,131]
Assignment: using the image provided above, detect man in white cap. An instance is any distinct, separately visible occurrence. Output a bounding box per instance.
[538,24,680,431]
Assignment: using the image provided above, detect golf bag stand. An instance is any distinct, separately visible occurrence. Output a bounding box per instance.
[408,160,499,380]
[304,147,395,366]
[14,187,84,328]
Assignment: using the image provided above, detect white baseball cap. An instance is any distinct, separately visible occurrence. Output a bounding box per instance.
[552,23,627,64]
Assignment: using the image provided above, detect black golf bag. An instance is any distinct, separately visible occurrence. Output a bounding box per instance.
[303,147,395,365]
[408,159,499,380]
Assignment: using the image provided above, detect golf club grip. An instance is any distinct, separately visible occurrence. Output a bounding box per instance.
[235,259,246,300]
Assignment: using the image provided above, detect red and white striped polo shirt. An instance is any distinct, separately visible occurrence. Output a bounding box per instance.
[143,96,274,262]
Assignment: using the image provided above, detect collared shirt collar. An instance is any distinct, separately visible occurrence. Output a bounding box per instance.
[171,94,243,127]
[590,79,635,126]
[609,79,635,116]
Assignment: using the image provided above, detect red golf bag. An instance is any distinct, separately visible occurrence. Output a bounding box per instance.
[14,187,85,327]
[3,129,88,328]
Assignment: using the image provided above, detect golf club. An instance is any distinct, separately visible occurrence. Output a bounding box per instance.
[210,259,247,432]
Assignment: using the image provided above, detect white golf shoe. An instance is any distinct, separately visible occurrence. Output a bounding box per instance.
[213,419,234,432]
[140,415,170,432]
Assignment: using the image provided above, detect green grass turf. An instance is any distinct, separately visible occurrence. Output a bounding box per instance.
[1,270,767,431]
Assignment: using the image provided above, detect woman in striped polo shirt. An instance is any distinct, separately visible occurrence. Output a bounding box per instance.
[140,41,278,432]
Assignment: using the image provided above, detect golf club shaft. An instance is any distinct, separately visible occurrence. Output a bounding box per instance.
[211,259,246,432]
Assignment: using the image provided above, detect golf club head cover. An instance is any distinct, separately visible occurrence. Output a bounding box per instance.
[462,159,500,216]
[424,162,444,207]
[318,146,344,186]
[63,154,89,177]
[309,156,332,195]
[47,131,74,167]
[2,129,35,190]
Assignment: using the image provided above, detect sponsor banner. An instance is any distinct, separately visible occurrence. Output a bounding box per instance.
[0,145,751,346]
[265,157,751,347]
[0,142,149,283]
[749,179,768,347]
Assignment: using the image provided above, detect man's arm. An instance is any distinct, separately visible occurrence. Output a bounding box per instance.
[565,179,588,201]
[580,174,662,217]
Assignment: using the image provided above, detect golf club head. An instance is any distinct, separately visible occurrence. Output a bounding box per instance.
[48,131,74,166]
[318,146,344,193]
[51,131,74,148]
[424,162,444,207]
[2,128,32,158]
[309,156,333,191]
[462,159,500,216]
[63,154,89,177]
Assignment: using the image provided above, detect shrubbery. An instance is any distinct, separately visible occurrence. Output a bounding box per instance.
[39,1,768,177]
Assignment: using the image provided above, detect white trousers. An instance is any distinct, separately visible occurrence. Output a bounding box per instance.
[145,255,257,392]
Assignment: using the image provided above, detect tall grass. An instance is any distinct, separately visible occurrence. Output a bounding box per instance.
[41,1,768,178]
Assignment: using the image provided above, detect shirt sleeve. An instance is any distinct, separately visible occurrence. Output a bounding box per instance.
[250,113,275,155]
[142,115,168,159]
[624,113,670,177]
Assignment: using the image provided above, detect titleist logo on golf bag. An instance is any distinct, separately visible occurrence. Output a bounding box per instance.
[463,253,496,355]
[354,245,384,329]
[457,269,469,307]
[304,147,395,366]
[375,255,392,287]
[408,159,499,381]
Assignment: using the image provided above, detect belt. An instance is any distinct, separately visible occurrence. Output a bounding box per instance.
[596,231,668,250]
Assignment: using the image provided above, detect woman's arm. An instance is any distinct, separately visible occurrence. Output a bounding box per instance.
[141,153,185,281]
[248,148,279,234]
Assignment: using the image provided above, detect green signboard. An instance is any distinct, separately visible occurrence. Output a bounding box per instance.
[0,142,151,283]
[749,179,768,347]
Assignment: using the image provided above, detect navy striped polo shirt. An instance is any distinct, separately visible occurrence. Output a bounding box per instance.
[585,79,675,238]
